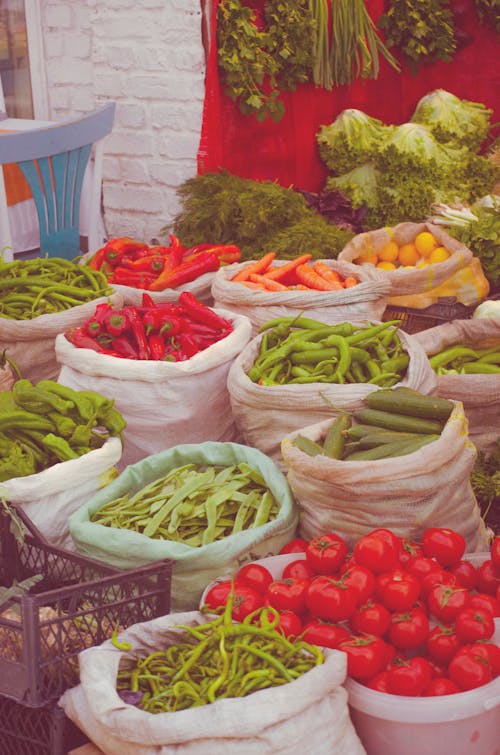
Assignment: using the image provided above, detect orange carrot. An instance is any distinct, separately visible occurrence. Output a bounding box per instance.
[241,281,263,289]
[231,252,276,282]
[343,276,358,288]
[295,265,343,291]
[264,254,313,282]
[249,274,289,291]
[312,262,344,288]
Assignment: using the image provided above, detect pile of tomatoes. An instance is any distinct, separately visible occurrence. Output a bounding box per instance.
[202,527,500,697]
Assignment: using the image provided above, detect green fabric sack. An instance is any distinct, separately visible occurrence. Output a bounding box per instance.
[69,442,298,611]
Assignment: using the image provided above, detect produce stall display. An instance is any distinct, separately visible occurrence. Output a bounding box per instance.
[1,1,499,752]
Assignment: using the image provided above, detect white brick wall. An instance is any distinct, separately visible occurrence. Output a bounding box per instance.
[40,0,206,246]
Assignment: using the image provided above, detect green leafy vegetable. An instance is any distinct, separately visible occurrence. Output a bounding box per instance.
[317,109,391,175]
[471,439,500,523]
[266,214,354,259]
[378,0,457,74]
[474,0,500,36]
[411,89,494,151]
[326,164,381,211]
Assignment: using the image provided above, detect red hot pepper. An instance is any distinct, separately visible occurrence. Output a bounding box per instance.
[149,252,220,292]
[148,334,166,360]
[104,309,128,337]
[175,332,201,361]
[66,328,112,354]
[104,237,148,265]
[142,309,184,336]
[109,335,139,359]
[178,291,232,332]
[110,267,157,289]
[126,306,150,360]
[87,245,107,271]
[141,292,156,308]
[120,255,166,274]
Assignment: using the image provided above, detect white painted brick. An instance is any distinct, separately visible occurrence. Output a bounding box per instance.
[106,185,165,214]
[150,160,197,188]
[69,88,95,111]
[116,104,147,129]
[49,86,71,110]
[92,16,158,41]
[45,4,73,28]
[47,58,93,86]
[108,130,154,157]
[158,131,201,160]
[94,73,126,98]
[64,33,92,59]
[119,159,150,183]
[44,31,65,57]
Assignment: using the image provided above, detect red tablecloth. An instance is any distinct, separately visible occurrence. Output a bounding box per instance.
[198,0,500,192]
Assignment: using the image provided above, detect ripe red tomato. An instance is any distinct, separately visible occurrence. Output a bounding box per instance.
[476,559,500,596]
[449,644,494,691]
[351,600,392,637]
[306,575,358,622]
[301,619,351,649]
[305,532,348,575]
[340,564,376,606]
[229,583,264,622]
[236,563,273,595]
[279,537,308,555]
[423,678,461,696]
[386,656,433,696]
[421,527,465,567]
[365,670,391,692]
[339,634,390,681]
[266,577,309,615]
[353,532,399,574]
[388,607,430,650]
[454,606,495,643]
[448,559,478,590]
[491,536,500,575]
[398,537,424,567]
[203,580,233,611]
[406,555,442,583]
[376,568,420,612]
[282,558,315,581]
[420,567,456,598]
[468,591,500,618]
[427,584,470,624]
[370,528,401,550]
[426,625,462,665]
[473,641,500,677]
[274,610,303,639]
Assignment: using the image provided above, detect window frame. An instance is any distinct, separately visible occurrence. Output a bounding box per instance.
[24,0,49,118]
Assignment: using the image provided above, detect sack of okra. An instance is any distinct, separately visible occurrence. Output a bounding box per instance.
[60,610,366,755]
[211,259,390,337]
[281,401,489,552]
[227,318,437,466]
[69,442,298,611]
[415,318,500,452]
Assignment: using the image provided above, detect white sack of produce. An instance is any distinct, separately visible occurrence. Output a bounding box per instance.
[337,222,473,296]
[69,441,298,611]
[107,272,215,307]
[1,437,122,551]
[281,401,489,552]
[0,293,123,384]
[227,323,437,465]
[55,310,252,468]
[211,259,391,336]
[415,317,500,452]
[59,610,366,755]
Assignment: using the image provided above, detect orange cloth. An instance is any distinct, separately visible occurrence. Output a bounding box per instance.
[0,129,33,205]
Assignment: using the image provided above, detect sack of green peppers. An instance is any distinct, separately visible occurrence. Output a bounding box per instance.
[280,388,489,552]
[0,257,122,382]
[69,441,298,612]
[227,316,437,466]
[59,608,366,755]
[415,318,500,452]
[0,379,125,550]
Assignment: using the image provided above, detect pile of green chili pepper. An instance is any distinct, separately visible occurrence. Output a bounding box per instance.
[0,379,126,481]
[429,342,500,375]
[91,463,279,546]
[247,316,409,387]
[0,258,112,320]
[115,596,324,713]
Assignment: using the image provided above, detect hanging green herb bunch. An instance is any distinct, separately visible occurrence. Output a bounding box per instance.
[216,0,315,122]
[378,0,457,75]
[474,0,500,36]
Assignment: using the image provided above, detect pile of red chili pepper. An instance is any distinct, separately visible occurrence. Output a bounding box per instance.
[87,235,241,291]
[64,292,234,362]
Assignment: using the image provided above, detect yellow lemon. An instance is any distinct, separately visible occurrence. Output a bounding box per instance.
[377,261,397,271]
[398,243,419,267]
[379,241,399,263]
[358,253,378,266]
[414,231,438,258]
[429,246,451,264]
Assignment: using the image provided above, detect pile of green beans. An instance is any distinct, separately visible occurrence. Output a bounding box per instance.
[91,463,279,546]
[429,343,500,375]
[115,598,324,713]
[0,258,112,320]
[247,316,409,387]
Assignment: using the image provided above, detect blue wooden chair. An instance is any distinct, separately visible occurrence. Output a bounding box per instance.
[0,102,116,260]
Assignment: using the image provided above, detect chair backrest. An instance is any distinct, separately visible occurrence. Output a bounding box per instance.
[0,102,115,259]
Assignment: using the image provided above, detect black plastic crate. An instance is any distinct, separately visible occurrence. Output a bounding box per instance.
[0,695,87,755]
[383,296,477,334]
[0,504,172,707]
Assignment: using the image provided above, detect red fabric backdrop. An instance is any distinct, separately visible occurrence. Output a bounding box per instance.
[198,0,500,192]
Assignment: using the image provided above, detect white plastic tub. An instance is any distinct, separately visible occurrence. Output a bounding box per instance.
[346,552,500,755]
